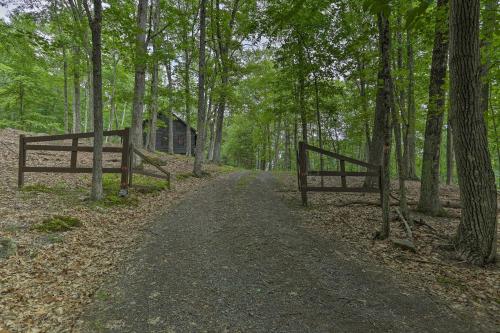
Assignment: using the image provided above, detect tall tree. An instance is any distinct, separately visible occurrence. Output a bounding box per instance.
[194,0,208,176]
[83,0,104,200]
[212,0,240,163]
[450,0,497,264]
[131,0,148,161]
[418,0,449,216]
[148,0,160,152]
[376,11,393,240]
[404,28,418,179]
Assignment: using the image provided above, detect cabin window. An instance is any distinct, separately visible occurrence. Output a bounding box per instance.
[176,135,184,146]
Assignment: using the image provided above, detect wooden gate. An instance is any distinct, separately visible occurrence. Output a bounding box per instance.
[18,128,171,192]
[296,141,383,206]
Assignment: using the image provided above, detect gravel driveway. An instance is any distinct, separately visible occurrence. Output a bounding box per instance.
[78,172,485,333]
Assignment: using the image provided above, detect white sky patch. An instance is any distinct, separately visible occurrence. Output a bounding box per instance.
[0,3,14,22]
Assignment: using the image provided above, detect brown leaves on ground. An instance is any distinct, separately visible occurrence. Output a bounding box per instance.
[275,172,500,330]
[0,129,228,332]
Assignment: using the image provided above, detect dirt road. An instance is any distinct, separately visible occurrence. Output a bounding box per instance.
[79,172,485,332]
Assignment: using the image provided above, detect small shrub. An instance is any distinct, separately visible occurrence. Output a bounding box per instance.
[34,216,82,233]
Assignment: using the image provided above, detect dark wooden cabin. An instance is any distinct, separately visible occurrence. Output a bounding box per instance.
[144,113,197,155]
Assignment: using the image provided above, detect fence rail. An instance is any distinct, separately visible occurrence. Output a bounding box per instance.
[296,141,383,206]
[18,128,131,191]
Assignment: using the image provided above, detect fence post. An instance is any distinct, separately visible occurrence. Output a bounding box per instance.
[120,128,130,192]
[18,135,26,188]
[70,138,78,169]
[299,141,308,206]
[340,159,347,188]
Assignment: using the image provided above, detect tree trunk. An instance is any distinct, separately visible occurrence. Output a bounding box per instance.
[391,75,409,220]
[84,0,103,200]
[63,46,70,133]
[166,60,174,154]
[480,0,497,116]
[273,118,281,170]
[446,112,454,184]
[131,0,148,162]
[147,0,160,152]
[450,0,497,265]
[299,49,307,145]
[107,53,118,142]
[184,49,192,157]
[284,119,291,170]
[193,0,208,176]
[404,28,418,179]
[418,0,449,216]
[365,12,391,189]
[376,12,393,239]
[212,0,239,164]
[72,46,81,133]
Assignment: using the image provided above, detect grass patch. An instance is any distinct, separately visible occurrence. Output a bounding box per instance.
[21,182,72,196]
[219,165,243,173]
[103,174,169,193]
[176,172,193,180]
[95,290,110,301]
[98,193,139,208]
[34,215,82,233]
[94,174,168,208]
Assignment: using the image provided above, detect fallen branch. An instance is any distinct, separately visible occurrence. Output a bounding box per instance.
[390,192,462,209]
[413,218,450,240]
[395,208,413,241]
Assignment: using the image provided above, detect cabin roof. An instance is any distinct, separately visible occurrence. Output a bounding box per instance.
[143,112,197,134]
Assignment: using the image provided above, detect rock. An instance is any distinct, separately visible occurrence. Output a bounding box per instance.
[391,238,416,252]
[0,238,17,259]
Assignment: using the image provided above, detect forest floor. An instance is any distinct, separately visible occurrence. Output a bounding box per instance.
[0,128,233,332]
[76,171,492,332]
[274,172,500,331]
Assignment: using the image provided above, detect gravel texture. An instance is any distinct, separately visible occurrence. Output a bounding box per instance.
[78,172,486,333]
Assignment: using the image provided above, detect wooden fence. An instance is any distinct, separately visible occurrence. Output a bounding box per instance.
[18,128,171,192]
[297,141,383,206]
[18,129,130,190]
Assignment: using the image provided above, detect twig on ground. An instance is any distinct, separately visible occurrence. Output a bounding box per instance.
[395,207,413,241]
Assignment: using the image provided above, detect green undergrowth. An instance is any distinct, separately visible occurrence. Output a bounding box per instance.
[22,182,83,196]
[93,174,169,208]
[34,215,82,233]
[218,165,244,173]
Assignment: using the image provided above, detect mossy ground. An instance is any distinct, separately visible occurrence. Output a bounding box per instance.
[34,216,82,233]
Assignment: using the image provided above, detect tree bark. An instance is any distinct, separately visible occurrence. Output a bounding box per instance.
[284,119,291,170]
[404,28,418,179]
[450,0,497,265]
[184,49,192,157]
[365,13,391,191]
[446,111,454,184]
[375,12,393,239]
[63,46,70,133]
[166,60,174,154]
[72,46,81,133]
[193,0,208,176]
[131,0,148,162]
[83,0,103,200]
[107,52,118,142]
[418,0,449,216]
[480,0,497,116]
[212,0,240,164]
[148,0,160,152]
